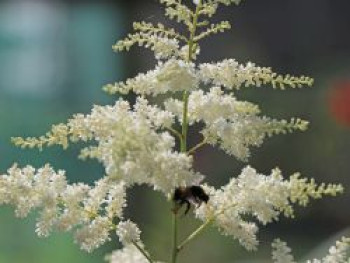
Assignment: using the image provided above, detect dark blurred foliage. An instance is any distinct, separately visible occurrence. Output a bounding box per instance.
[0,0,350,262]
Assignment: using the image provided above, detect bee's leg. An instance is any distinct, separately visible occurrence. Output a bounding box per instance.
[184,200,191,215]
[196,200,203,208]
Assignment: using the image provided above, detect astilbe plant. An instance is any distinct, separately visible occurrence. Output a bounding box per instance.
[1,0,348,262]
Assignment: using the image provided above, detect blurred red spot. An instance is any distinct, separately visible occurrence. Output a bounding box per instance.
[329,80,350,126]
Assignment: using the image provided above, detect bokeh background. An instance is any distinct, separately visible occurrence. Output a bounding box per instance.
[1,0,350,262]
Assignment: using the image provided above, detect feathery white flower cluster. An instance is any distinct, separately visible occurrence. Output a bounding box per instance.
[113,22,182,60]
[75,216,112,252]
[199,59,314,90]
[151,37,180,59]
[13,99,202,194]
[104,59,197,96]
[195,166,343,250]
[165,86,308,160]
[272,239,296,263]
[215,0,242,5]
[105,58,313,97]
[0,164,127,252]
[107,245,149,263]
[164,86,260,124]
[116,220,141,245]
[272,237,350,263]
[107,244,165,263]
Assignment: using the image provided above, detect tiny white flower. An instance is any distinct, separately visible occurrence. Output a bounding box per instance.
[116,220,141,245]
[74,216,112,252]
[107,245,148,263]
[35,208,58,237]
[106,182,127,219]
[271,239,296,263]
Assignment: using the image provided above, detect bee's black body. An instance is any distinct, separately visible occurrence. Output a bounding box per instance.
[173,185,209,215]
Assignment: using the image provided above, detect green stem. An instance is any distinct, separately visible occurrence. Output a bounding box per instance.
[177,218,213,252]
[176,203,238,254]
[171,213,179,263]
[171,2,202,263]
[133,241,154,263]
[112,221,155,263]
[180,91,190,152]
[187,138,208,155]
[166,126,182,140]
[180,0,200,153]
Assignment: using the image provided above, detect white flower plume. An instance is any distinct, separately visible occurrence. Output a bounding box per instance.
[0,164,127,252]
[107,245,149,263]
[104,59,198,96]
[12,98,203,194]
[106,244,166,263]
[74,216,112,252]
[195,166,343,250]
[272,237,350,263]
[165,86,308,161]
[199,59,313,90]
[272,239,296,263]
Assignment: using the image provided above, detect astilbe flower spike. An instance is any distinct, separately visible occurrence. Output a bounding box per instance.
[1,0,346,262]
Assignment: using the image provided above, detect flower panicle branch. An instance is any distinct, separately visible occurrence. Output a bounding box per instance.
[193,166,343,251]
[199,59,314,90]
[194,20,231,41]
[272,237,350,263]
[0,164,126,252]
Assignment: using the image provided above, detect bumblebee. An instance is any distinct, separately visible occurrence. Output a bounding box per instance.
[172,185,209,215]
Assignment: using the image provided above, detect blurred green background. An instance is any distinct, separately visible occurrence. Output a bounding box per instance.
[0,0,350,262]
